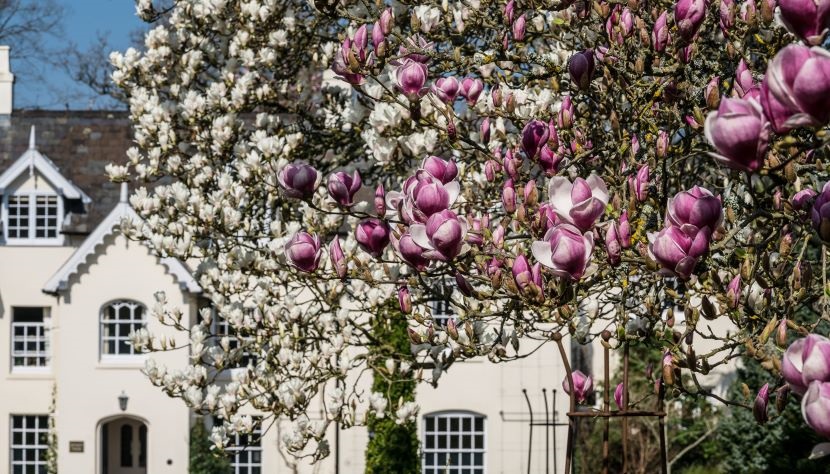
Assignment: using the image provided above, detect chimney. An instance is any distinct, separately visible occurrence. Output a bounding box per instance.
[0,46,13,115]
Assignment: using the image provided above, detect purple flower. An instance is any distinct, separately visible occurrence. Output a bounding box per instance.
[532,223,595,280]
[400,170,460,223]
[504,0,515,24]
[409,210,469,261]
[619,211,632,248]
[733,59,757,98]
[753,383,769,424]
[329,237,347,279]
[285,232,322,272]
[675,0,707,42]
[422,156,458,184]
[331,31,372,85]
[647,225,710,280]
[760,45,830,133]
[779,0,830,45]
[512,254,544,293]
[398,285,412,314]
[538,145,563,175]
[480,118,491,144]
[569,49,595,90]
[355,218,391,258]
[614,383,625,410]
[327,170,362,207]
[460,77,484,105]
[628,165,650,202]
[558,96,574,129]
[704,97,769,172]
[398,35,434,64]
[394,231,430,271]
[432,76,460,103]
[792,188,818,211]
[726,274,741,308]
[782,335,830,396]
[652,11,670,52]
[380,8,394,34]
[396,59,428,99]
[503,179,517,214]
[803,381,830,437]
[720,0,736,33]
[563,370,594,403]
[606,221,622,266]
[666,186,723,236]
[811,182,830,241]
[606,6,634,44]
[278,163,319,200]
[375,183,386,216]
[656,130,669,158]
[547,174,610,231]
[522,119,550,159]
[512,14,526,40]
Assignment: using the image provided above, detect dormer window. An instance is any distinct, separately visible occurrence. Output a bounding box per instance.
[0,126,90,246]
[4,192,61,241]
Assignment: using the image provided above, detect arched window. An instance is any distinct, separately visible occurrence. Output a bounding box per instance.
[100,300,145,358]
[422,411,486,474]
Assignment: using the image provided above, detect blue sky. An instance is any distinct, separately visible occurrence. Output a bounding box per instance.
[12,0,144,110]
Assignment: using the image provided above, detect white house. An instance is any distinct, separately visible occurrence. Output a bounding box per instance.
[0,45,737,474]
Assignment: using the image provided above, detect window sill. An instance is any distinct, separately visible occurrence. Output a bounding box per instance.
[8,369,52,380]
[98,356,146,369]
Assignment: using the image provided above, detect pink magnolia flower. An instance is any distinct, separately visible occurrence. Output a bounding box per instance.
[726,274,742,308]
[792,188,818,210]
[400,170,460,223]
[562,370,594,403]
[614,383,625,410]
[569,49,595,90]
[374,183,386,216]
[733,59,757,98]
[606,221,622,265]
[431,76,460,103]
[393,231,430,271]
[647,225,710,280]
[396,59,428,98]
[522,119,550,159]
[278,163,319,199]
[619,211,632,248]
[781,334,830,394]
[704,97,769,172]
[778,0,830,45]
[398,285,412,314]
[355,218,391,258]
[652,11,670,52]
[285,232,322,272]
[558,96,574,129]
[329,237,347,279]
[538,145,564,175]
[512,254,543,293]
[531,224,595,280]
[460,77,484,105]
[398,35,434,63]
[628,165,650,202]
[327,170,362,207]
[675,0,707,42]
[753,383,769,424]
[665,186,723,236]
[410,210,469,261]
[547,175,610,231]
[331,28,373,85]
[512,14,526,40]
[803,381,830,437]
[421,156,458,184]
[811,183,830,241]
[760,45,830,133]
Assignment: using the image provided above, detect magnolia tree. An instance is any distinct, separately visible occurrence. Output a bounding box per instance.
[110,0,830,462]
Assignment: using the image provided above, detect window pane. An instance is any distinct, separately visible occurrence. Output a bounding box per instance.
[10,415,49,474]
[422,414,485,474]
[101,301,146,357]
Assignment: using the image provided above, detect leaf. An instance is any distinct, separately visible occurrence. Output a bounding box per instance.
[809,442,830,460]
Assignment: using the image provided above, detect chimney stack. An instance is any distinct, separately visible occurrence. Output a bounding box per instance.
[0,46,13,115]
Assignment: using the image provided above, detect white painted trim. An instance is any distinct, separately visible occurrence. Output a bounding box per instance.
[0,148,91,203]
[2,190,65,246]
[41,202,201,294]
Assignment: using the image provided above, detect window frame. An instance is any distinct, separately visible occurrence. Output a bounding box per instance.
[2,191,64,246]
[99,300,146,363]
[10,307,50,373]
[208,308,259,373]
[421,410,487,474]
[212,416,263,474]
[9,414,49,474]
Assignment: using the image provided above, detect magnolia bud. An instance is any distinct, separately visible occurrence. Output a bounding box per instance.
[398,286,412,314]
[776,318,788,347]
[374,183,386,216]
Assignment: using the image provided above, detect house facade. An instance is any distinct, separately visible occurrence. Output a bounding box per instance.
[0,45,736,474]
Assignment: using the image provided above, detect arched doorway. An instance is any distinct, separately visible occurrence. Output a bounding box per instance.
[100,417,147,474]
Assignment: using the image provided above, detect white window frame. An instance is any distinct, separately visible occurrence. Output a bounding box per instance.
[10,414,49,474]
[100,300,146,362]
[212,416,263,474]
[431,299,455,328]
[10,307,50,373]
[210,309,259,372]
[422,411,486,474]
[2,191,64,246]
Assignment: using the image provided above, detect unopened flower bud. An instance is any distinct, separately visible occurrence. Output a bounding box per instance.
[375,183,386,216]
[753,383,769,424]
[398,285,412,314]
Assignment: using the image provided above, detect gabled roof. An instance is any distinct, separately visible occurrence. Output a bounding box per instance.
[42,183,201,295]
[0,126,91,203]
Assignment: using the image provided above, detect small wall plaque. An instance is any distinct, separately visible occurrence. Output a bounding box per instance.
[69,441,84,453]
